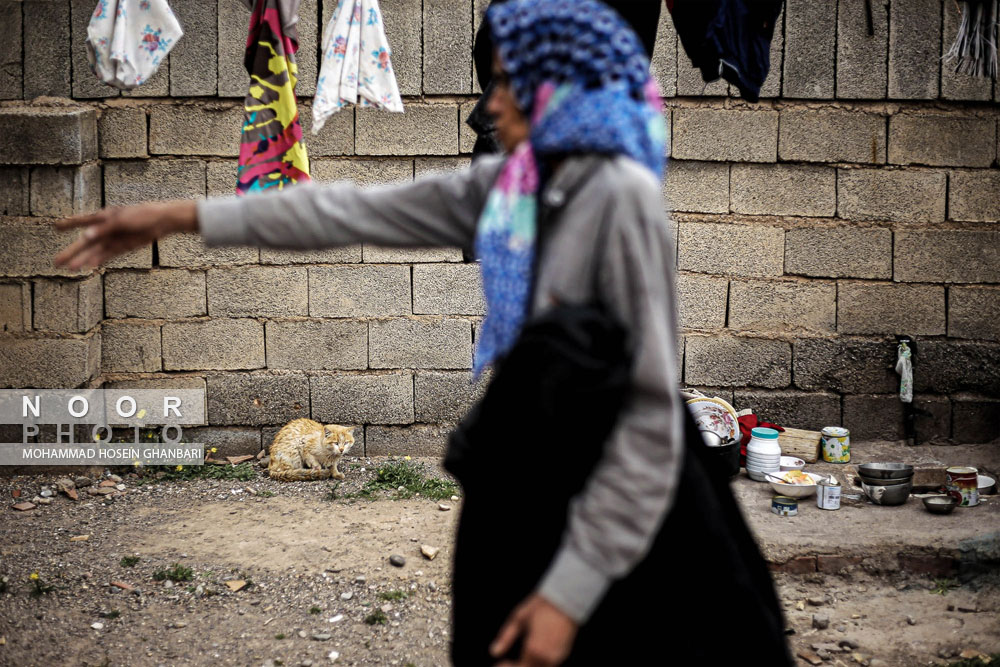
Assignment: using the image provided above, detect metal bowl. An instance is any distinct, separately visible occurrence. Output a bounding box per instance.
[857,473,914,486]
[862,479,912,506]
[858,462,914,479]
[923,496,957,515]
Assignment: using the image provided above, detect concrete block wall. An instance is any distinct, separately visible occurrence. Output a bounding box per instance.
[1,0,998,455]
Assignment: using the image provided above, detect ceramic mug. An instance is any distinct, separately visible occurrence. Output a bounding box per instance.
[946,467,979,507]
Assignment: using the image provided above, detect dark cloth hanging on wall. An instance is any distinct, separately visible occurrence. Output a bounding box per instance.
[667,0,784,102]
[467,0,664,157]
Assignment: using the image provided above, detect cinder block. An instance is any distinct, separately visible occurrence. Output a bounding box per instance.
[664,161,729,214]
[423,0,472,94]
[23,0,72,99]
[206,160,236,197]
[941,3,992,101]
[369,319,473,370]
[299,104,355,157]
[888,114,995,167]
[784,227,892,279]
[309,265,411,317]
[459,100,477,154]
[0,334,100,388]
[915,341,1000,395]
[157,234,259,267]
[170,0,218,96]
[0,106,98,165]
[415,158,472,179]
[0,168,30,215]
[676,50,728,97]
[29,164,102,217]
[672,108,778,162]
[70,0,117,99]
[378,0,422,96]
[952,395,1000,443]
[295,0,318,97]
[838,282,946,335]
[413,264,485,316]
[0,283,31,332]
[731,164,836,217]
[365,424,452,457]
[99,108,148,159]
[102,375,207,428]
[950,171,1000,221]
[105,269,206,319]
[794,339,899,393]
[104,159,206,206]
[913,394,951,445]
[0,217,92,278]
[732,390,841,430]
[778,109,886,164]
[206,372,310,426]
[261,247,363,264]
[684,336,791,388]
[894,231,1000,283]
[783,0,836,98]
[414,370,488,422]
[311,158,412,186]
[650,7,677,98]
[676,273,728,330]
[677,222,784,277]
[758,4,784,98]
[217,0,251,98]
[33,275,103,332]
[729,279,837,333]
[311,372,414,424]
[178,426,261,457]
[843,394,905,441]
[949,286,1000,341]
[837,0,888,98]
[363,246,464,263]
[101,320,162,373]
[207,266,308,317]
[888,0,939,98]
[121,52,169,98]
[101,247,151,269]
[149,105,243,157]
[837,169,946,222]
[356,104,459,156]
[162,318,265,370]
[0,1,22,100]
[265,320,368,370]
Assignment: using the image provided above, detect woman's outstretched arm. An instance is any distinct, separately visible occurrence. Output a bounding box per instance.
[54,156,504,270]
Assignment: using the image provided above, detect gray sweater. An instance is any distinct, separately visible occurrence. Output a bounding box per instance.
[197,153,684,624]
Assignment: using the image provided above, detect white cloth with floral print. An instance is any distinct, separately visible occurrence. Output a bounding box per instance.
[313,0,403,133]
[86,0,182,90]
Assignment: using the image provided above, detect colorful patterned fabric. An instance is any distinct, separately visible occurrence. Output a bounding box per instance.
[313,0,403,133]
[86,0,182,89]
[472,0,667,377]
[237,0,311,195]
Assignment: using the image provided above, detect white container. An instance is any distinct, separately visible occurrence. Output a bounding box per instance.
[746,427,781,481]
[817,477,841,510]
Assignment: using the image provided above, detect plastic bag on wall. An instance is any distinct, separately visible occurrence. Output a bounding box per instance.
[86,0,183,89]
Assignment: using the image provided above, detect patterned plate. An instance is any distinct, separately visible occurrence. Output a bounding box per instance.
[686,397,740,442]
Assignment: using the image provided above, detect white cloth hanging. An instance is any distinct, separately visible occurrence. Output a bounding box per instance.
[895,341,913,404]
[86,0,183,89]
[313,0,404,133]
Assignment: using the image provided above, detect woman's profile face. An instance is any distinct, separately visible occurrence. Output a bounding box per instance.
[487,51,530,152]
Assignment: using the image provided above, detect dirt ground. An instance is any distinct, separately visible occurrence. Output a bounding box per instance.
[0,452,998,667]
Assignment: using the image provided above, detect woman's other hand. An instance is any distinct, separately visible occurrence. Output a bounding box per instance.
[491,593,579,667]
[53,200,199,271]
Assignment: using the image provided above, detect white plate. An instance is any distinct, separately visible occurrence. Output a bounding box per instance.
[686,398,740,442]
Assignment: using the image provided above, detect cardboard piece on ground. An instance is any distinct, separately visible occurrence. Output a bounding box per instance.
[227,455,255,465]
[225,580,248,592]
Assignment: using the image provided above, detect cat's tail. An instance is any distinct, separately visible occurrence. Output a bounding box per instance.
[268,467,333,481]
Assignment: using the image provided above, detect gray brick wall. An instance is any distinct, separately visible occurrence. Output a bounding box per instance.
[0,0,997,449]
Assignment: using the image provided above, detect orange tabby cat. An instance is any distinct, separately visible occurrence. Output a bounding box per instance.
[268,418,355,481]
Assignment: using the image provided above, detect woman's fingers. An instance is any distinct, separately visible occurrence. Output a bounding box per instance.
[53,210,108,231]
[53,232,98,268]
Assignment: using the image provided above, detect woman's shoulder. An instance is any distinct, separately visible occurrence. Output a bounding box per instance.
[585,155,664,211]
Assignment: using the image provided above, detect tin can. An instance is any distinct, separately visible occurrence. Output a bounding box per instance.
[946,467,979,507]
[821,426,851,463]
[817,477,841,510]
[771,496,798,517]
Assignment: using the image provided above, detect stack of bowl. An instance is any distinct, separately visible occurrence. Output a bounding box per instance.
[858,463,914,506]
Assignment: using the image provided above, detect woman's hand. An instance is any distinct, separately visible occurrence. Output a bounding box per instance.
[491,593,579,667]
[53,200,199,271]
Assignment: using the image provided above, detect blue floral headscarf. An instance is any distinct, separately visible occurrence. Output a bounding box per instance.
[472,0,667,377]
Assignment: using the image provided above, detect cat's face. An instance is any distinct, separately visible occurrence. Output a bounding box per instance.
[323,425,355,455]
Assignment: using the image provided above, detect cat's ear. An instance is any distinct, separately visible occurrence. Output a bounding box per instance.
[324,427,331,438]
